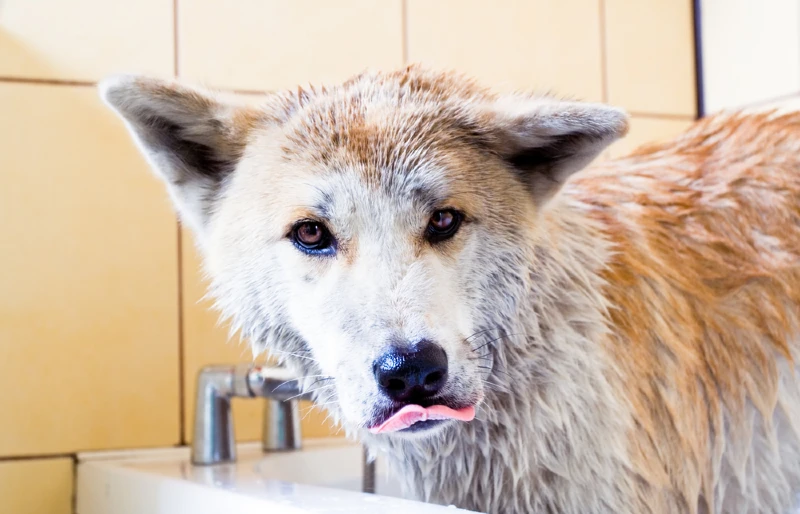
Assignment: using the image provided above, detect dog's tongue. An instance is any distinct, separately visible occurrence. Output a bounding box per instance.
[369,404,476,434]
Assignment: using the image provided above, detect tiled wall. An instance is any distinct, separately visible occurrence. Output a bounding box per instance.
[701,0,800,113]
[0,1,696,512]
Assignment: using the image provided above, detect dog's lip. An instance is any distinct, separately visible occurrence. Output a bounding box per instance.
[368,403,476,434]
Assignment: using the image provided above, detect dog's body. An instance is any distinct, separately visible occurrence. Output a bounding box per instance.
[376,111,800,513]
[102,67,800,513]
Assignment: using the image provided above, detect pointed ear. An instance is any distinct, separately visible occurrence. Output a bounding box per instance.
[99,75,260,238]
[478,96,629,203]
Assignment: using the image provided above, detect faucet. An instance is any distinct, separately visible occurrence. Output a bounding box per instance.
[191,363,377,494]
[191,364,309,465]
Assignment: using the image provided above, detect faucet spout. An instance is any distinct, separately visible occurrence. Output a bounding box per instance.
[191,364,311,465]
[190,363,376,494]
[248,366,310,452]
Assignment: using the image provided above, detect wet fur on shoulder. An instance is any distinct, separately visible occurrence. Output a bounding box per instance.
[100,66,800,514]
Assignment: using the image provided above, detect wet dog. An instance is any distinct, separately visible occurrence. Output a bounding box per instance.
[102,66,800,513]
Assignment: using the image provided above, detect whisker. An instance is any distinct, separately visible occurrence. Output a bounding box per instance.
[463,328,499,344]
[271,349,321,363]
[284,383,337,402]
[270,379,297,393]
[300,402,326,415]
[471,333,524,353]
[482,377,510,393]
[269,374,333,393]
[310,400,341,410]
[307,377,335,388]
[300,404,321,421]
[300,402,338,424]
[478,365,513,379]
[304,383,338,395]
[320,409,343,432]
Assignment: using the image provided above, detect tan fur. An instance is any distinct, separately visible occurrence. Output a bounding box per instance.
[575,113,800,511]
[101,66,800,513]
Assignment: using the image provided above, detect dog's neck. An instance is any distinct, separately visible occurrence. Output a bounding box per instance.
[363,197,637,513]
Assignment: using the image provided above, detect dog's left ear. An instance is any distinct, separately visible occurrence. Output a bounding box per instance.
[478,96,629,204]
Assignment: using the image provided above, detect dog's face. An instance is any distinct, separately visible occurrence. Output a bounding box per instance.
[101,67,626,438]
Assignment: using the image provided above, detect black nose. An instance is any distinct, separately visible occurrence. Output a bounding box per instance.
[373,340,448,402]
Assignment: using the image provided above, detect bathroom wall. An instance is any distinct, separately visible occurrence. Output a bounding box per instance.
[701,0,800,113]
[0,1,697,512]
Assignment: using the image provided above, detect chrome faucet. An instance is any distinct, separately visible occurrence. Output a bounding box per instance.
[191,364,310,465]
[191,363,377,494]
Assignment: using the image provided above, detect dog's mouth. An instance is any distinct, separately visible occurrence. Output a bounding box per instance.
[369,403,476,434]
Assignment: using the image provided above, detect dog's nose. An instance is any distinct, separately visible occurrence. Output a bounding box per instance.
[373,340,448,402]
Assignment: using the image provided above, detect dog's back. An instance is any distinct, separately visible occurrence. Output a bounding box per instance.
[573,111,800,512]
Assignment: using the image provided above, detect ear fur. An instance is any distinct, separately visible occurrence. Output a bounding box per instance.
[99,75,259,237]
[480,96,629,203]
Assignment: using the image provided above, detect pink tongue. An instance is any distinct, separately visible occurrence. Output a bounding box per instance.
[369,404,476,434]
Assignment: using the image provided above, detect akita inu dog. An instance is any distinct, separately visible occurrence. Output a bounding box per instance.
[101,66,800,514]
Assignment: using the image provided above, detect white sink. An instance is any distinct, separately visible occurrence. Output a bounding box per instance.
[76,438,480,513]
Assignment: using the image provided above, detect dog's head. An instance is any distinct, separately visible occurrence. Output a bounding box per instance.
[101,66,627,439]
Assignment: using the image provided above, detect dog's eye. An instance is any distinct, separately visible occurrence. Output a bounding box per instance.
[291,221,335,255]
[426,209,463,243]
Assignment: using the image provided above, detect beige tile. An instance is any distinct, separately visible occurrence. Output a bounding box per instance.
[0,83,180,455]
[701,0,800,113]
[604,0,696,116]
[406,0,603,101]
[178,0,403,91]
[0,0,174,81]
[0,458,73,514]
[607,116,694,158]
[182,227,341,442]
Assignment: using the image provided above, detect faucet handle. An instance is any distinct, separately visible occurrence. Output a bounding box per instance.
[191,364,309,465]
[191,365,240,465]
[248,365,307,452]
[263,397,302,451]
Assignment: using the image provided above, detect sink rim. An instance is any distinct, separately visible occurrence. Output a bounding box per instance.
[76,438,481,514]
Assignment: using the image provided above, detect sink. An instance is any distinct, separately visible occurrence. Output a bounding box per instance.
[76,438,480,513]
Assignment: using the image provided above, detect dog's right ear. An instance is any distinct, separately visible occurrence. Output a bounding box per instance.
[99,75,260,239]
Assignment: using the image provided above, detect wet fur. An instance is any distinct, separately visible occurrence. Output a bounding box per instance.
[101,66,800,513]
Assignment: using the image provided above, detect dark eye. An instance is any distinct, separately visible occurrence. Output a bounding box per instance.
[426,209,463,243]
[291,221,335,255]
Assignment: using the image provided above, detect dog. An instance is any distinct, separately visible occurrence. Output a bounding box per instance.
[101,65,800,514]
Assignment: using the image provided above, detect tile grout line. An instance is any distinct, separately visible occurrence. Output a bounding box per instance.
[0,77,94,87]
[174,0,180,79]
[176,225,186,446]
[71,454,78,514]
[174,0,187,447]
[627,111,699,121]
[401,0,409,65]
[231,88,272,96]
[598,0,609,104]
[0,76,267,97]
[0,452,75,462]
